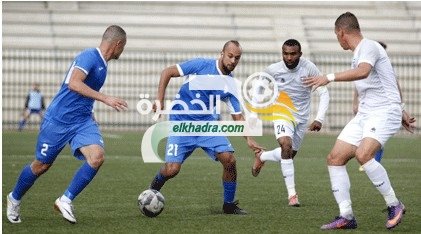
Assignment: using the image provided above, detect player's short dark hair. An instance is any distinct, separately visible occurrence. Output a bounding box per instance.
[283,39,301,52]
[102,25,126,42]
[222,40,241,51]
[335,12,360,32]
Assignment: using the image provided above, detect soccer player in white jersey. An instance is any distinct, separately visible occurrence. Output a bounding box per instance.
[18,83,46,131]
[355,41,417,171]
[304,12,415,230]
[6,25,128,224]
[148,40,263,215]
[251,39,330,207]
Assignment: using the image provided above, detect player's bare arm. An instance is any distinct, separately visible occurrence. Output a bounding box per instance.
[396,81,416,133]
[231,113,264,153]
[303,63,372,89]
[68,68,128,111]
[153,65,180,114]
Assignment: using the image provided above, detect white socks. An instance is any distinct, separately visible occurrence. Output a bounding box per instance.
[260,147,282,162]
[280,159,296,198]
[363,158,399,206]
[260,148,297,198]
[328,166,353,219]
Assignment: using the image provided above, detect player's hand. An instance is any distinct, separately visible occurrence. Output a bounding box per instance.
[308,120,322,131]
[152,100,164,113]
[402,110,416,133]
[104,96,128,112]
[152,100,164,120]
[303,76,330,91]
[246,137,265,153]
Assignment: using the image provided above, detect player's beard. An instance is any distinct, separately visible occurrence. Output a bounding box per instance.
[223,63,235,74]
[285,59,299,70]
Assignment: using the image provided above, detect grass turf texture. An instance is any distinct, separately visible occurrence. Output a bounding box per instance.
[2,130,421,233]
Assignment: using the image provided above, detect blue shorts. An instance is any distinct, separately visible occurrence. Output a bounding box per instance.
[165,135,234,163]
[29,109,42,114]
[35,118,104,164]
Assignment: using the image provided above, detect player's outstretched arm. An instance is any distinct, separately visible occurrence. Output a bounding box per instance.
[68,68,128,111]
[303,63,372,89]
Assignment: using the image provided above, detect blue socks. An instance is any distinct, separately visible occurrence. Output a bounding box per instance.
[150,171,167,191]
[223,181,236,204]
[64,162,97,201]
[11,165,38,200]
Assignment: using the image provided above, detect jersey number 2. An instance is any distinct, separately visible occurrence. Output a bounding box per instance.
[167,144,179,156]
[40,143,49,156]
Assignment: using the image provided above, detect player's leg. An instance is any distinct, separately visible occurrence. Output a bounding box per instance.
[150,162,182,191]
[321,115,361,230]
[54,144,103,224]
[320,139,357,230]
[280,121,306,206]
[18,109,30,131]
[200,136,245,214]
[217,151,246,215]
[359,108,404,229]
[359,147,384,171]
[55,120,103,223]
[7,119,65,223]
[252,120,293,177]
[149,136,194,191]
[7,159,53,224]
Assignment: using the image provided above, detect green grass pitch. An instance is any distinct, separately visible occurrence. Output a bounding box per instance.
[2,130,421,233]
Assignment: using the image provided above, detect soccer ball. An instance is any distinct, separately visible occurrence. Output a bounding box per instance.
[138,189,165,217]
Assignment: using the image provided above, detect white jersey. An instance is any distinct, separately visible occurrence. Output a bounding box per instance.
[265,58,322,123]
[353,38,401,114]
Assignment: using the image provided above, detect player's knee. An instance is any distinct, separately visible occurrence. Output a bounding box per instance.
[30,161,51,176]
[88,152,105,169]
[220,153,236,167]
[326,152,343,165]
[354,149,371,165]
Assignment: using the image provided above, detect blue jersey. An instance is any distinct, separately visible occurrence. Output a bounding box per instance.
[44,48,107,124]
[170,58,242,121]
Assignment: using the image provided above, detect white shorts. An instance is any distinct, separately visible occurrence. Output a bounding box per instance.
[273,120,306,151]
[338,104,402,147]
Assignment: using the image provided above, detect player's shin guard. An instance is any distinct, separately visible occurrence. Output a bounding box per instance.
[363,159,399,206]
[64,162,98,201]
[328,165,354,220]
[150,172,168,191]
[223,181,236,203]
[12,164,38,200]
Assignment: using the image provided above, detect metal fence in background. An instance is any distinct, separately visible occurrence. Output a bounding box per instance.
[2,49,420,135]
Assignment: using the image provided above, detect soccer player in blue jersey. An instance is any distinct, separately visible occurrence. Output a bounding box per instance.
[18,83,46,131]
[6,25,128,224]
[148,40,263,215]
